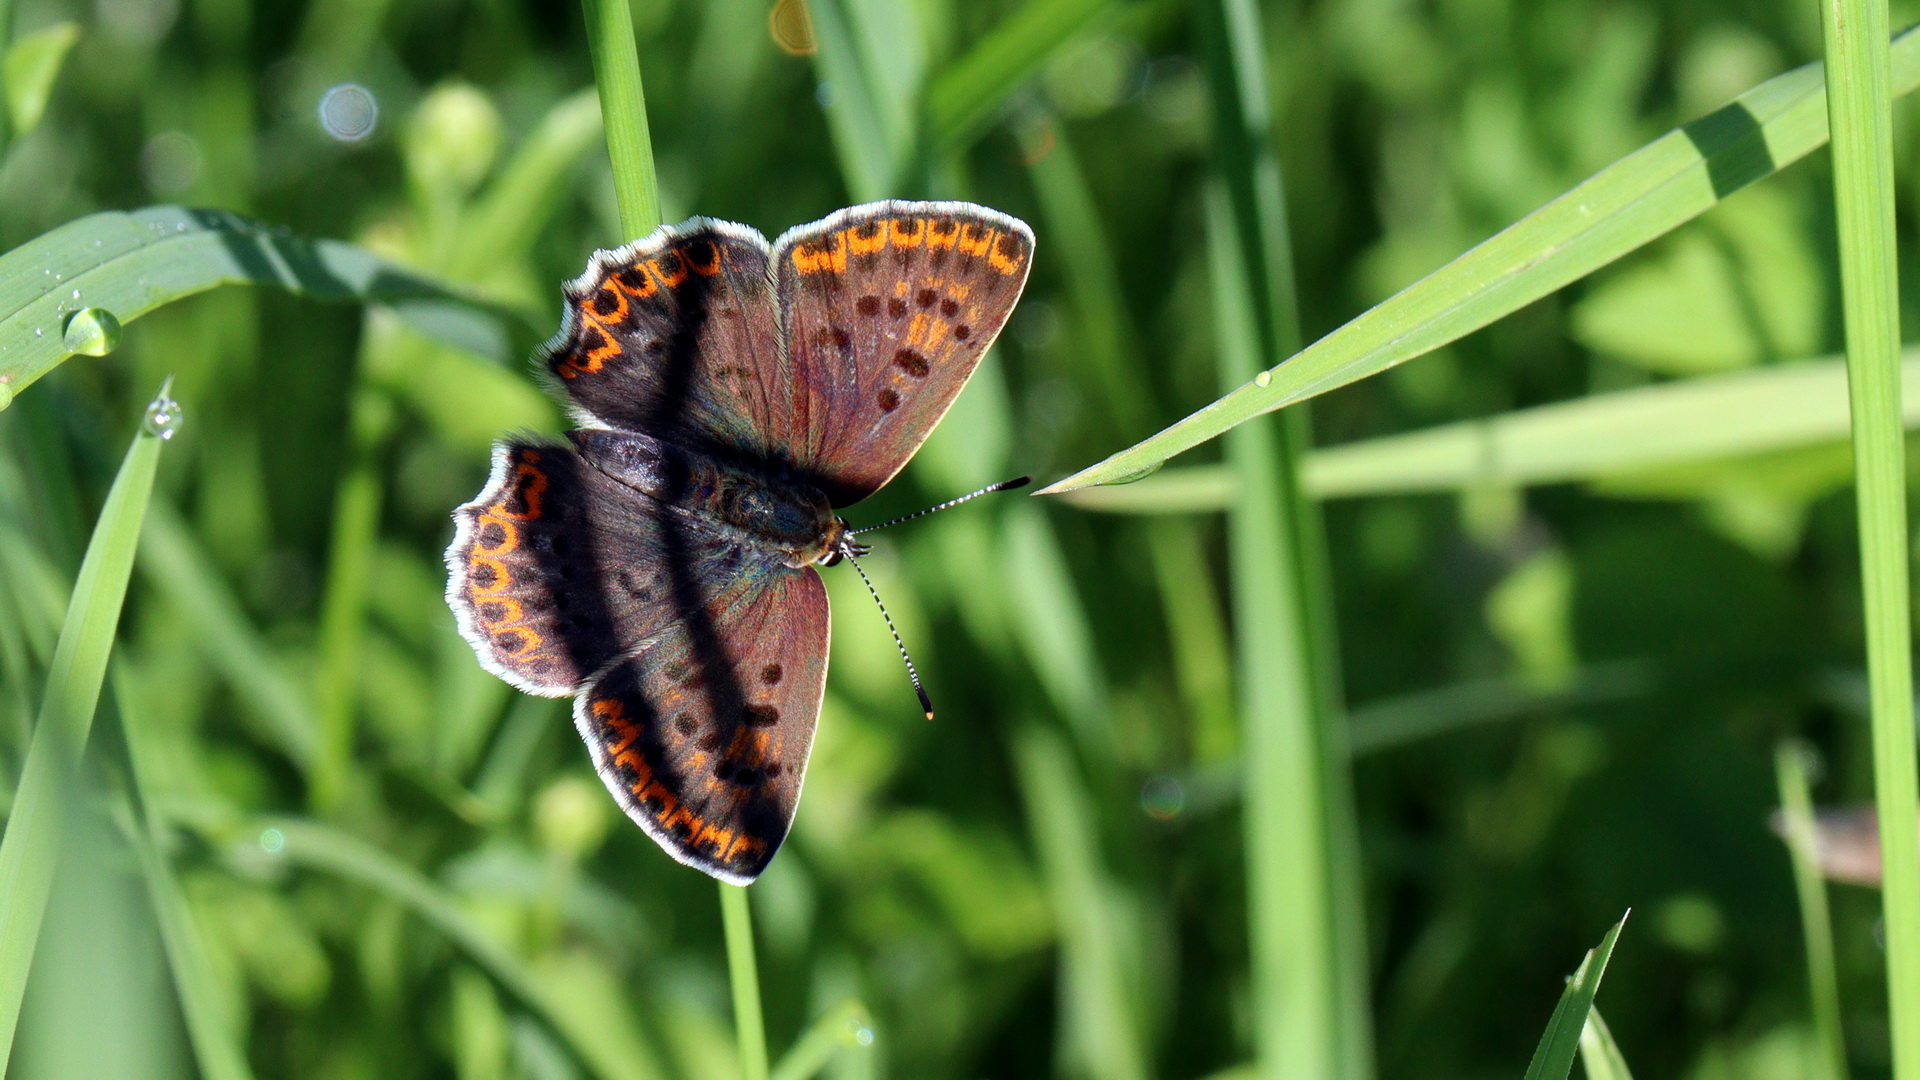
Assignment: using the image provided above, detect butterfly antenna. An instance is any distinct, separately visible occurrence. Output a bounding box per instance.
[849,476,1031,535]
[845,554,936,721]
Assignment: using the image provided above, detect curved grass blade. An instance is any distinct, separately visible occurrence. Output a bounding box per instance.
[926,0,1113,148]
[1775,743,1850,1080]
[265,817,666,1080]
[0,206,512,404]
[1576,1007,1634,1080]
[3,21,78,139]
[1522,915,1628,1080]
[769,999,873,1080]
[1037,24,1920,494]
[0,379,174,1072]
[721,883,770,1080]
[140,500,315,768]
[113,663,254,1080]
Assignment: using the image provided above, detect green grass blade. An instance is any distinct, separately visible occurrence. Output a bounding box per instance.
[926,0,1112,148]
[140,500,316,768]
[267,817,665,1080]
[1013,726,1149,1080]
[1065,349,1920,511]
[722,883,771,1080]
[581,0,660,240]
[1576,1007,1635,1080]
[1521,915,1627,1080]
[112,662,256,1080]
[0,207,513,405]
[1037,24,1920,494]
[451,87,604,276]
[0,379,174,1072]
[3,21,78,138]
[1776,743,1850,1080]
[1821,3,1920,1074]
[807,0,898,202]
[309,389,384,812]
[1209,182,1339,1080]
[769,999,872,1080]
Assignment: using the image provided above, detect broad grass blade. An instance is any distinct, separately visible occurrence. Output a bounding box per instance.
[0,206,515,402]
[927,0,1113,148]
[1521,915,1628,1080]
[1038,25,1920,494]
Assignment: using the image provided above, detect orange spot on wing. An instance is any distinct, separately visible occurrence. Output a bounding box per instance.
[958,225,995,258]
[473,513,519,556]
[616,266,659,299]
[492,626,542,658]
[926,219,960,250]
[467,553,511,595]
[648,253,689,288]
[988,236,1024,275]
[888,218,926,248]
[845,224,887,256]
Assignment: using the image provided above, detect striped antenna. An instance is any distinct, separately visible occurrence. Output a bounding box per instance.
[848,476,1030,535]
[845,554,935,721]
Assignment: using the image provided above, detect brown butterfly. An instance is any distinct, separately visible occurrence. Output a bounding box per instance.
[445,202,1033,883]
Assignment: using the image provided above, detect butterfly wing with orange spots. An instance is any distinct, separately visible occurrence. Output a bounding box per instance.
[542,221,801,467]
[573,566,829,884]
[773,201,1034,506]
[444,438,771,697]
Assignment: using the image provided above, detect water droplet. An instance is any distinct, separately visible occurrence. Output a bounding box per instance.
[1253,370,1272,387]
[258,826,285,854]
[1140,774,1187,821]
[1110,461,1165,485]
[142,378,182,441]
[846,1021,874,1047]
[318,83,379,141]
[69,289,79,299]
[63,308,122,356]
[33,328,42,338]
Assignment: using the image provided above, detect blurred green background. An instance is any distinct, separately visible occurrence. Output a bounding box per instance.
[1,0,1917,1076]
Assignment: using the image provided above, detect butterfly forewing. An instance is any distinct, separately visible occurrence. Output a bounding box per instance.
[544,221,799,466]
[575,568,829,884]
[774,201,1033,506]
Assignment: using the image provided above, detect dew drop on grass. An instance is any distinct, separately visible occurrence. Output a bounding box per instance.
[1110,460,1165,485]
[142,379,182,441]
[1254,370,1272,387]
[63,307,123,356]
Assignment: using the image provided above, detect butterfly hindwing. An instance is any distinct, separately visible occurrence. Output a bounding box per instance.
[445,438,763,696]
[543,221,797,464]
[574,567,830,884]
[774,201,1034,506]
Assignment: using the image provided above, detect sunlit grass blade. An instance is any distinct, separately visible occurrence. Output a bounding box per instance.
[1346,661,1656,757]
[1037,24,1920,494]
[721,883,770,1080]
[3,21,78,140]
[140,500,316,769]
[1521,915,1627,1080]
[1821,2,1920,1073]
[581,0,660,240]
[1577,1007,1634,1080]
[0,379,174,1072]
[927,0,1111,149]
[1013,727,1149,1080]
[769,999,873,1080]
[1065,349,1920,512]
[1776,742,1850,1080]
[806,0,899,202]
[266,817,666,1080]
[0,207,516,404]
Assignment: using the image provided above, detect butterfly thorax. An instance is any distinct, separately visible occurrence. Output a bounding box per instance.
[572,429,844,569]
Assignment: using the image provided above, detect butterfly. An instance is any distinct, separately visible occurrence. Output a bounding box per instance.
[445,201,1034,884]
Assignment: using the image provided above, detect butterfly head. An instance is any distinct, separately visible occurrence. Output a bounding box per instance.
[817,529,871,566]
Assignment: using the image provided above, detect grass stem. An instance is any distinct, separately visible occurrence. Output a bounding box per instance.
[580,0,661,239]
[1818,1,1920,1075]
[721,882,770,1080]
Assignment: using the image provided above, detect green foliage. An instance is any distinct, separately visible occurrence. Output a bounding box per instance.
[2,0,1915,1078]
